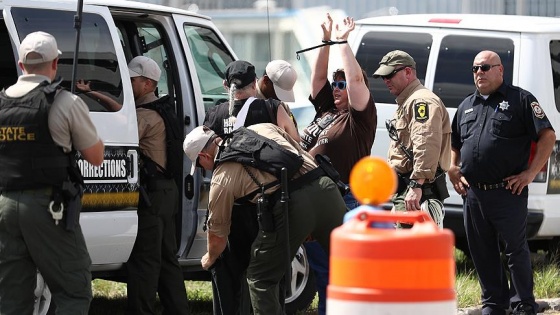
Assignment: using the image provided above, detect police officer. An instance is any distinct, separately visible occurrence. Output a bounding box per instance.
[449,50,556,315]
[202,60,299,315]
[373,50,451,223]
[0,31,104,314]
[183,123,346,315]
[125,56,189,315]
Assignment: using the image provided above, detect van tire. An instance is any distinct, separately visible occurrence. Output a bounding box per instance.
[285,246,317,314]
[34,271,55,315]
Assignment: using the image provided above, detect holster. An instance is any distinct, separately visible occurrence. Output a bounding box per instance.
[56,180,84,231]
[315,154,349,196]
[397,168,450,202]
[257,194,275,232]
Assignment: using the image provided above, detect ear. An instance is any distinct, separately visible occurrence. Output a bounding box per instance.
[223,79,229,90]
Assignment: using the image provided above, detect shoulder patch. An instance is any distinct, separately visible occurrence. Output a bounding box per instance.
[414,102,429,122]
[531,101,545,119]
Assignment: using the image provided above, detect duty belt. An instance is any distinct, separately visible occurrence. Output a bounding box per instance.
[474,181,507,191]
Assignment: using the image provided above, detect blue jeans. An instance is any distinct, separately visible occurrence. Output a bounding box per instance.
[303,191,357,315]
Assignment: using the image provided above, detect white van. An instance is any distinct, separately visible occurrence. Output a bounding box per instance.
[0,0,312,313]
[348,13,560,255]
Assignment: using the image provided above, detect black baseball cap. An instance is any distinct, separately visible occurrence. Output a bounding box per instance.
[225,60,256,89]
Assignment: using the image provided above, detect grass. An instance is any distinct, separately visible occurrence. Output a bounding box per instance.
[89,249,560,314]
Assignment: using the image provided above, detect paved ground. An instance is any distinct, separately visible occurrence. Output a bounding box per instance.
[457,299,560,314]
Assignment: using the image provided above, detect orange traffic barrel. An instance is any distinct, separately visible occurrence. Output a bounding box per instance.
[327,211,456,314]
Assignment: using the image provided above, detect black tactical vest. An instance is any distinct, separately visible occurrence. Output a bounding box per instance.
[0,80,72,190]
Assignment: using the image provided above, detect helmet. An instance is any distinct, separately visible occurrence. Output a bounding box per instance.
[420,199,445,228]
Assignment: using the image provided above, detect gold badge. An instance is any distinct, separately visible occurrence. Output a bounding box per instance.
[414,102,429,122]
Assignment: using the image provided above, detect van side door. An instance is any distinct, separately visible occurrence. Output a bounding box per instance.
[172,14,236,259]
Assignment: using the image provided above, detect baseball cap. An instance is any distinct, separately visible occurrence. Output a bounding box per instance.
[18,31,61,65]
[225,60,256,89]
[128,56,161,82]
[266,60,297,102]
[372,50,416,78]
[183,126,216,175]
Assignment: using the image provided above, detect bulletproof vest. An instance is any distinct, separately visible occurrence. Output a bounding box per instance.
[0,80,72,190]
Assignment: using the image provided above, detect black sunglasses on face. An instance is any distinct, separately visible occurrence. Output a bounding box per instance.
[331,81,347,90]
[471,64,500,73]
[380,67,407,80]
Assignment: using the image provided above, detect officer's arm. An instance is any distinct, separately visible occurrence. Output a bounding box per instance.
[80,139,104,166]
[527,128,556,178]
[207,231,227,261]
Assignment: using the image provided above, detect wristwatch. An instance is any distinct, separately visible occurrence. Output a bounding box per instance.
[408,179,422,189]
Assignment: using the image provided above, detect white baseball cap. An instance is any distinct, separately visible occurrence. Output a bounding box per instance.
[18,31,61,65]
[183,126,216,175]
[128,56,161,82]
[266,60,297,102]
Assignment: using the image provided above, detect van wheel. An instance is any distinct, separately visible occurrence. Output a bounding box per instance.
[285,246,317,314]
[34,271,54,315]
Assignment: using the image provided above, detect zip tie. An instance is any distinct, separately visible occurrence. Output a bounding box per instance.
[295,40,348,60]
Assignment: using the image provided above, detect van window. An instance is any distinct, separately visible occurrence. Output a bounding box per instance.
[354,31,432,104]
[434,35,514,108]
[0,21,18,89]
[11,8,123,112]
[550,40,560,113]
[183,25,235,112]
[115,21,172,98]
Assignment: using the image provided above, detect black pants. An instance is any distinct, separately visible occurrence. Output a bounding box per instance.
[464,186,537,315]
[127,178,189,315]
[210,204,259,315]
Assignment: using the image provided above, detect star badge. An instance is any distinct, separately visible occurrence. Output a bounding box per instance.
[498,100,509,111]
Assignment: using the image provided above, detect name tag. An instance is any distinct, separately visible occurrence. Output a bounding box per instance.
[464,108,474,114]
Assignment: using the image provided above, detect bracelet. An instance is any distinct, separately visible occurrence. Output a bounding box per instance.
[321,40,348,45]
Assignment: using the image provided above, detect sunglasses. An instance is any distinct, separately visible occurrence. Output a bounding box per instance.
[380,67,407,80]
[472,64,500,73]
[331,81,347,90]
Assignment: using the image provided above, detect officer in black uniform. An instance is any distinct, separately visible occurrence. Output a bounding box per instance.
[449,50,556,315]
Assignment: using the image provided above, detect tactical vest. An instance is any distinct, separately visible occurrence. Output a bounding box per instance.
[0,80,72,190]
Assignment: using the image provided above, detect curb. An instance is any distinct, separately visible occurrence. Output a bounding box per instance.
[457,299,560,315]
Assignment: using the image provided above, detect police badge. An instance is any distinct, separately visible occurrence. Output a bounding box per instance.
[531,101,545,119]
[414,102,429,122]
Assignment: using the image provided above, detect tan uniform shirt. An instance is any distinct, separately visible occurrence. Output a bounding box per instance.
[5,74,100,153]
[207,123,317,237]
[387,79,451,180]
[136,92,166,168]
